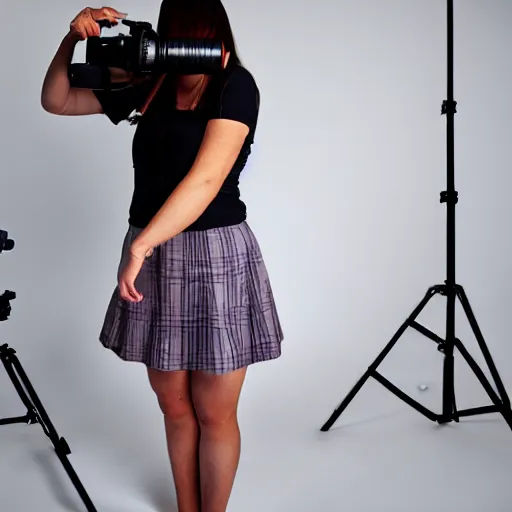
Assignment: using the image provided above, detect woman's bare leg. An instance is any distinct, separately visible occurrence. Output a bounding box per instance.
[191,367,248,512]
[148,368,201,512]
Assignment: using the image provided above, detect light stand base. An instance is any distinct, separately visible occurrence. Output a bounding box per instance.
[0,343,97,512]
[320,284,512,432]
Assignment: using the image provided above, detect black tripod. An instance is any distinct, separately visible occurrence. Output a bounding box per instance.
[321,0,512,433]
[0,234,97,511]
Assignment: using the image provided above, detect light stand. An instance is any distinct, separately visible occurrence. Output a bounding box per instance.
[0,232,97,511]
[321,0,512,432]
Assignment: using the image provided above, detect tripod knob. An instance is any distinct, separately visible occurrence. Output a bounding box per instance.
[0,230,15,253]
[440,190,459,204]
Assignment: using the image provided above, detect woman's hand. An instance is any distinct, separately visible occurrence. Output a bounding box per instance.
[69,6,127,41]
[118,246,154,303]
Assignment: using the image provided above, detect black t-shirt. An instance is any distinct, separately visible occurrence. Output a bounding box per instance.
[93,65,260,231]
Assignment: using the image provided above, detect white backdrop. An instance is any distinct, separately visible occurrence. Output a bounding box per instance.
[1,1,512,511]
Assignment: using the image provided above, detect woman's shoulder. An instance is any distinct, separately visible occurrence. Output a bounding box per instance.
[225,64,258,90]
[215,64,260,109]
[204,63,259,129]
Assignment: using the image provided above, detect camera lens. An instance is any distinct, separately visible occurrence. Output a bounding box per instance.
[143,37,223,74]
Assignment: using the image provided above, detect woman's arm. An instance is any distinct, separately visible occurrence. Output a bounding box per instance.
[41,7,127,116]
[130,118,250,256]
[41,32,103,116]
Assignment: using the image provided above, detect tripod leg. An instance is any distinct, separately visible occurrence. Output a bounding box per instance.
[1,348,98,512]
[456,287,511,409]
[0,351,37,424]
[321,286,438,431]
[453,388,458,422]
[453,338,512,430]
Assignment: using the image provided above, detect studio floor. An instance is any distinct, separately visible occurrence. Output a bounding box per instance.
[1,389,511,512]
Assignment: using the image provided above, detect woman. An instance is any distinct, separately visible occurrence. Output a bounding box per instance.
[41,2,283,511]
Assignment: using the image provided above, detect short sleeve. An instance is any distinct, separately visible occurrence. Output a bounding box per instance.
[93,82,150,125]
[212,66,260,133]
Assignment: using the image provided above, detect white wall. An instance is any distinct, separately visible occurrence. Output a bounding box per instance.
[1,0,511,508]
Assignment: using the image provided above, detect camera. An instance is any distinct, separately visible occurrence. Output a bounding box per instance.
[0,229,15,322]
[68,19,225,90]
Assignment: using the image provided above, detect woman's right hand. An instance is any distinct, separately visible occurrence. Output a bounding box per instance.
[69,6,127,41]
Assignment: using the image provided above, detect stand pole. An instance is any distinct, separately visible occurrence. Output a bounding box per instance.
[0,343,98,512]
[442,0,457,423]
[320,0,512,433]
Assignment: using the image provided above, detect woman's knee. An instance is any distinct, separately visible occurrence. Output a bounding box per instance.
[156,389,196,423]
[148,369,196,422]
[195,403,238,430]
[191,368,247,430]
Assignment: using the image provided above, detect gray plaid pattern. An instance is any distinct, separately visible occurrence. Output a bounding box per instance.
[99,222,283,374]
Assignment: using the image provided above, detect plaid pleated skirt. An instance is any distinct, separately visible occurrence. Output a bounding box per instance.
[99,221,283,374]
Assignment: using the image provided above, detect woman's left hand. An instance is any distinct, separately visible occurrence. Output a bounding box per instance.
[118,246,153,302]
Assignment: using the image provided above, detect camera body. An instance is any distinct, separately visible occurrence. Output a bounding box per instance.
[69,19,225,90]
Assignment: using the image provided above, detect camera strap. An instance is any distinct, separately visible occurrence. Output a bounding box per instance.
[128,74,167,125]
